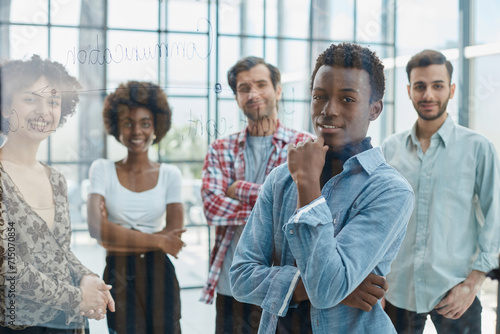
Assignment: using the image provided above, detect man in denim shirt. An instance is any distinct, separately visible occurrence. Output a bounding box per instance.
[230,43,415,333]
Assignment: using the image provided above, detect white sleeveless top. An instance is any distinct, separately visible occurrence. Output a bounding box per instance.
[88,158,183,233]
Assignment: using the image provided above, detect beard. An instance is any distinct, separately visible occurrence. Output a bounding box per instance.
[243,100,277,123]
[416,101,447,121]
[414,94,450,121]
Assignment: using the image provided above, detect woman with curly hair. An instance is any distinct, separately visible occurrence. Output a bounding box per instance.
[0,55,114,333]
[86,81,185,334]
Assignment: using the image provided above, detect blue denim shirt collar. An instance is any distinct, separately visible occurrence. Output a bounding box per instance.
[346,146,386,176]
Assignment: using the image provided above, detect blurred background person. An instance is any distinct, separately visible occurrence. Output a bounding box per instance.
[382,49,500,334]
[87,80,186,334]
[199,56,314,333]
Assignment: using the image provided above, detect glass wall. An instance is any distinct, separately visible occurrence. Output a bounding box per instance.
[469,0,500,151]
[390,0,500,154]
[391,0,460,134]
[1,0,497,332]
[0,0,397,229]
[0,3,395,317]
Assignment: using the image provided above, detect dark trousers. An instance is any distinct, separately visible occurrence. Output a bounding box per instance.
[385,297,482,334]
[215,293,262,334]
[0,311,88,334]
[104,251,181,334]
[0,327,87,334]
[276,300,312,334]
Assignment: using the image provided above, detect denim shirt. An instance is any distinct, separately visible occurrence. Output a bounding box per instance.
[230,147,414,333]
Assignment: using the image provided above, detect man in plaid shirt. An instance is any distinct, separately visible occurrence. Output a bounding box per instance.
[199,56,313,333]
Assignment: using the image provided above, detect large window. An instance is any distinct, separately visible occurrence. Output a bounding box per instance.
[0,0,397,227]
[2,0,497,332]
[469,0,500,151]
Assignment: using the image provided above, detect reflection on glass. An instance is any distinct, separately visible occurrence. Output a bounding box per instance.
[106,30,159,84]
[164,33,210,96]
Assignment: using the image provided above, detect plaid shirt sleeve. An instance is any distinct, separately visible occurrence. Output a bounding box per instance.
[230,131,314,207]
[293,132,316,145]
[200,137,251,304]
[233,180,260,206]
[201,140,252,227]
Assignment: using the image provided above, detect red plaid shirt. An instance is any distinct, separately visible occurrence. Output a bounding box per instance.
[199,121,314,304]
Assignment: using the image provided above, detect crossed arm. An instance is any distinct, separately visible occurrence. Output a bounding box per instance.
[201,143,260,226]
[293,273,389,312]
[86,194,186,258]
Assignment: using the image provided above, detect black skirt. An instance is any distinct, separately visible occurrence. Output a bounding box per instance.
[103,250,181,334]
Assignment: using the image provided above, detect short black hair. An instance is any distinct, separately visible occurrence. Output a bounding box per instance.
[227,56,281,94]
[0,55,81,134]
[102,81,171,145]
[310,43,385,103]
[406,49,453,83]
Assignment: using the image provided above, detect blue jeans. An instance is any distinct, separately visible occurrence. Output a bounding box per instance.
[385,297,482,334]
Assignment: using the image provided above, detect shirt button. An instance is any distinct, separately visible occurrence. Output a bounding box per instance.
[140,253,145,258]
[289,229,294,235]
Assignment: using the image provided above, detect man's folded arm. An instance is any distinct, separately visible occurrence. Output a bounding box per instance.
[201,144,253,226]
[286,182,414,309]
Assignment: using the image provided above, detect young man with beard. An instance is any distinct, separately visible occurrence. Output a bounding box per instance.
[229,43,414,333]
[382,49,500,333]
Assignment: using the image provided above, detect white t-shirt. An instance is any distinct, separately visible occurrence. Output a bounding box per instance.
[88,158,183,233]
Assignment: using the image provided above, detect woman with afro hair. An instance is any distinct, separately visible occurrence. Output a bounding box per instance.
[87,81,185,334]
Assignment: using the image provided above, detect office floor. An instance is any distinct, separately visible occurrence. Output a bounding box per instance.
[72,229,498,334]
